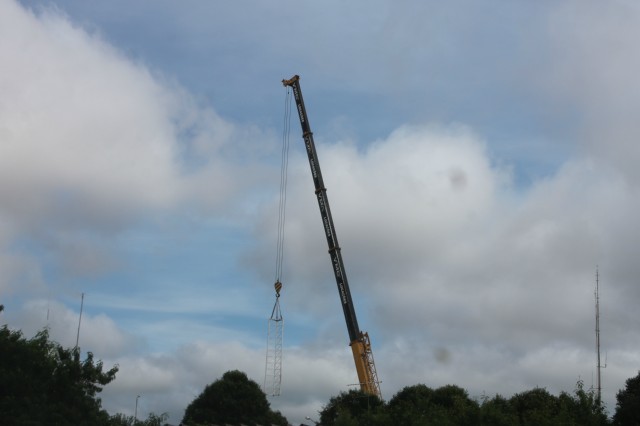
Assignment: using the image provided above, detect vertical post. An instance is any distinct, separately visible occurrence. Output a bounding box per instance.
[135,395,140,423]
[595,268,602,404]
[75,292,84,350]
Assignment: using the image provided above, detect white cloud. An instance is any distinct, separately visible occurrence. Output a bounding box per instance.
[3,0,640,424]
[0,2,182,222]
[0,0,278,297]
[253,121,640,416]
[11,299,135,358]
[96,340,358,425]
[0,0,280,231]
[546,1,640,183]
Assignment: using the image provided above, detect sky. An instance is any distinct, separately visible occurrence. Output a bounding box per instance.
[2,0,640,424]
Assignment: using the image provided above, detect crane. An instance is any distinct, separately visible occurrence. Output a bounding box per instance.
[282,75,381,398]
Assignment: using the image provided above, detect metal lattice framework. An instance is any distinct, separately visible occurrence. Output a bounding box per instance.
[263,289,283,396]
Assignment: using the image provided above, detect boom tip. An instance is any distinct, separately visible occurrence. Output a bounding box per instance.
[282,75,300,87]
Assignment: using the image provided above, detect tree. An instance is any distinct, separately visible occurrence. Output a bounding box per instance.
[385,384,479,426]
[559,380,608,426]
[509,387,565,426]
[0,325,118,426]
[318,381,612,426]
[479,394,518,426]
[613,371,640,426]
[108,412,170,426]
[319,389,385,426]
[431,384,480,425]
[386,384,435,425]
[182,370,288,426]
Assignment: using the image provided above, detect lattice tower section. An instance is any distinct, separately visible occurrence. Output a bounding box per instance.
[263,283,283,396]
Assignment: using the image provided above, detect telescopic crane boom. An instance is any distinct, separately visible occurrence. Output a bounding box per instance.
[282,75,381,398]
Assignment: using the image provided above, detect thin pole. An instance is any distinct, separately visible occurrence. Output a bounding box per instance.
[595,268,602,403]
[75,293,84,350]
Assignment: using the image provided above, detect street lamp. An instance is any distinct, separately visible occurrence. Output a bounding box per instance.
[305,416,319,425]
[134,395,140,423]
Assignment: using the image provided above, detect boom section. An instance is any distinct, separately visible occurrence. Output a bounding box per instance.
[283,75,360,342]
[282,75,381,399]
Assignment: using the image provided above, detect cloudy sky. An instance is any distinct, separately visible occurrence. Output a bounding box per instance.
[2,0,640,423]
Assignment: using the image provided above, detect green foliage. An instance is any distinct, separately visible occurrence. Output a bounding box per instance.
[479,394,519,426]
[563,380,608,426]
[319,389,385,426]
[509,387,562,425]
[613,370,640,426]
[108,413,137,426]
[108,412,170,426]
[432,384,480,425]
[182,369,288,426]
[385,384,479,426]
[386,384,435,425]
[0,325,118,426]
[504,382,608,426]
[320,380,613,426]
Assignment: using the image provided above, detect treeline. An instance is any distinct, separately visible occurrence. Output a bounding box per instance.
[2,314,639,426]
[318,385,602,426]
[316,376,640,426]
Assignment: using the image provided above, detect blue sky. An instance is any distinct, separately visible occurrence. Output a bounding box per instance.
[2,0,640,424]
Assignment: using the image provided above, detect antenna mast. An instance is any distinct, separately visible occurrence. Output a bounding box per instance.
[595,267,605,403]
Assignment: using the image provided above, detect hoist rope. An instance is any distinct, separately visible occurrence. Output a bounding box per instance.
[274,86,292,285]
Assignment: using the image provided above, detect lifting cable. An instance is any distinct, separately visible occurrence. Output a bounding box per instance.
[263,84,291,397]
[274,85,292,292]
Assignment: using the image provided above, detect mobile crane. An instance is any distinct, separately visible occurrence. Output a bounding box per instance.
[282,75,381,398]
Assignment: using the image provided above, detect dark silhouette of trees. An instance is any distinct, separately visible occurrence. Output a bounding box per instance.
[386,384,435,425]
[0,325,118,426]
[318,381,611,426]
[479,394,518,425]
[182,370,288,426]
[6,300,637,426]
[108,412,170,426]
[384,384,479,426]
[500,382,607,426]
[562,380,608,426]
[509,387,563,425]
[431,384,480,425]
[613,371,640,426]
[319,389,385,426]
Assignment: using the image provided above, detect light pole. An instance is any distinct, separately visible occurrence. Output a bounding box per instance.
[305,416,319,425]
[134,395,140,424]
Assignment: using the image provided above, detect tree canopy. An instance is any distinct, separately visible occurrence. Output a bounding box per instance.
[3,305,635,426]
[319,389,385,426]
[613,370,640,426]
[0,325,118,426]
[108,412,170,426]
[383,384,480,426]
[182,370,288,426]
[318,381,609,426]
